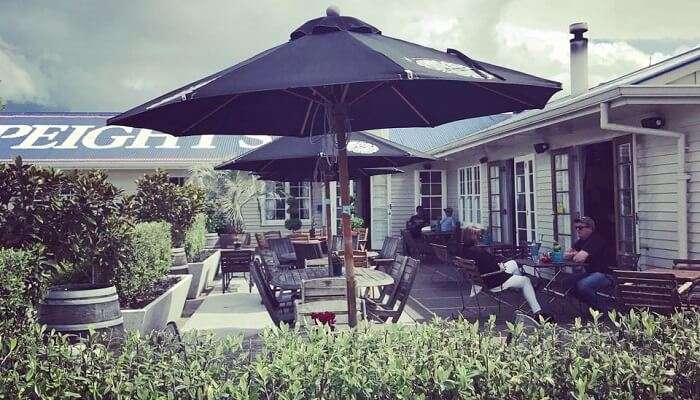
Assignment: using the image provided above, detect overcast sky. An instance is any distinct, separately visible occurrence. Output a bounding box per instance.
[1,0,698,112]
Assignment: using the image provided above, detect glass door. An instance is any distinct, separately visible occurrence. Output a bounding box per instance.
[613,135,636,258]
[514,155,537,244]
[487,162,503,242]
[551,148,576,249]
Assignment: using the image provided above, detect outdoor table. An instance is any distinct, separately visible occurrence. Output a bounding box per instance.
[644,267,700,283]
[515,258,588,298]
[270,266,394,291]
[421,231,454,243]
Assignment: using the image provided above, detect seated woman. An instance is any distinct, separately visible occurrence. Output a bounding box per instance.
[461,225,552,322]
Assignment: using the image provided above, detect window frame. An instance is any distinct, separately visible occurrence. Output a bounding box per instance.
[458,164,482,226]
[261,181,312,226]
[414,169,447,223]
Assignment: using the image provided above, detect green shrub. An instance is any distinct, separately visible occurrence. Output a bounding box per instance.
[0,312,698,399]
[114,222,172,308]
[184,213,206,260]
[205,202,228,234]
[129,171,205,248]
[0,245,53,333]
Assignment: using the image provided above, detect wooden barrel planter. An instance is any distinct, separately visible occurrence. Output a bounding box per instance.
[170,247,188,274]
[204,233,220,249]
[38,284,124,340]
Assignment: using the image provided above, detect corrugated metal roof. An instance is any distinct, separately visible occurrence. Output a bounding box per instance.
[380,114,511,151]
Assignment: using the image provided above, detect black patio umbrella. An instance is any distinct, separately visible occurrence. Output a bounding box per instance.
[108,7,561,326]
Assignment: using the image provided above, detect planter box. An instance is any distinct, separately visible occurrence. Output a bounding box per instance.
[122,274,192,335]
[186,250,221,299]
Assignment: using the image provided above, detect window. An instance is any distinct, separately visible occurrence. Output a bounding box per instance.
[488,163,502,242]
[415,170,445,222]
[458,165,481,225]
[169,176,187,186]
[335,180,356,232]
[551,150,574,249]
[514,155,537,244]
[262,181,311,225]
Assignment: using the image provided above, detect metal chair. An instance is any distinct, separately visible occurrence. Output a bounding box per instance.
[250,260,295,327]
[614,270,692,314]
[366,257,420,323]
[453,256,525,320]
[220,249,254,293]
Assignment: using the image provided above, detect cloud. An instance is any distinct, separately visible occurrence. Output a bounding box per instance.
[0,0,697,111]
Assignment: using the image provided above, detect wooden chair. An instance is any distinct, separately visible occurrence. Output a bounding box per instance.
[289,233,310,241]
[331,234,359,252]
[336,250,370,268]
[613,270,693,314]
[429,243,458,283]
[672,259,700,271]
[255,232,268,250]
[366,257,420,323]
[264,230,282,240]
[401,229,430,260]
[292,241,323,268]
[453,256,524,320]
[354,227,368,250]
[617,253,641,270]
[220,249,254,293]
[366,255,407,306]
[372,236,402,270]
[250,261,295,327]
[296,277,360,328]
[267,237,297,266]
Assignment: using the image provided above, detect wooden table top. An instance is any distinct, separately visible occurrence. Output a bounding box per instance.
[291,239,322,244]
[644,267,700,282]
[515,258,588,269]
[270,266,393,291]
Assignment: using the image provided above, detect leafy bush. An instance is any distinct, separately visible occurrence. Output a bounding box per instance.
[0,245,53,333]
[184,213,206,260]
[1,312,698,399]
[114,222,172,308]
[284,196,303,232]
[128,171,205,248]
[204,201,228,233]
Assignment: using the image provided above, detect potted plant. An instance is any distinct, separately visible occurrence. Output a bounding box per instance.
[203,201,226,249]
[182,213,221,299]
[285,196,303,233]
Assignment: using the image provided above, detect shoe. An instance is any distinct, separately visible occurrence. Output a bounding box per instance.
[533,311,556,324]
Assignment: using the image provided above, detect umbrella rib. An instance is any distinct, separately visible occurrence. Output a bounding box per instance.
[310,87,333,104]
[182,95,239,134]
[348,82,386,106]
[470,82,538,108]
[283,89,324,105]
[340,84,350,103]
[300,99,314,135]
[391,85,431,125]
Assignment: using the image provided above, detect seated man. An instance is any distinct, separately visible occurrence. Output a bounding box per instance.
[440,207,459,232]
[563,216,615,313]
[462,225,552,321]
[406,205,428,238]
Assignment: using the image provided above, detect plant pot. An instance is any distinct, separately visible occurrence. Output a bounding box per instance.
[38,284,124,339]
[170,247,188,274]
[219,233,236,249]
[184,250,221,299]
[204,233,220,249]
[122,275,192,334]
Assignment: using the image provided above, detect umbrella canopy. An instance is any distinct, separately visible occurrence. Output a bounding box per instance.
[107,13,560,136]
[214,130,433,178]
[108,8,561,327]
[251,167,403,182]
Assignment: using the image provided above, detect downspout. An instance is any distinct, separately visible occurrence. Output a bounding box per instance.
[600,102,688,259]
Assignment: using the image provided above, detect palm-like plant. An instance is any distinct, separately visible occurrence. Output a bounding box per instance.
[189,165,264,233]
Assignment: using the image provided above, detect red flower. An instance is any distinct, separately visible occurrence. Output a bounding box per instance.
[310,311,336,326]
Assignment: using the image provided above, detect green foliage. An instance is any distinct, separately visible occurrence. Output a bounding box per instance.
[351,215,365,229]
[129,170,205,247]
[0,156,65,250]
[0,245,54,333]
[204,201,228,233]
[1,312,699,399]
[184,213,207,260]
[285,195,303,232]
[189,165,264,233]
[114,222,172,308]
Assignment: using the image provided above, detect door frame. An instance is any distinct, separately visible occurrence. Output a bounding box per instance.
[369,174,392,248]
[550,147,577,248]
[612,134,638,259]
[514,154,538,244]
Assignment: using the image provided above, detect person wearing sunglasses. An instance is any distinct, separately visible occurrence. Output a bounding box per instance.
[563,216,615,314]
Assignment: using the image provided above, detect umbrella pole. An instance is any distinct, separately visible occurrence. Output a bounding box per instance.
[332,108,358,328]
[325,180,334,277]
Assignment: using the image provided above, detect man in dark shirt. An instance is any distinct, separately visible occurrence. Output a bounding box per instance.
[406,206,428,238]
[563,216,615,313]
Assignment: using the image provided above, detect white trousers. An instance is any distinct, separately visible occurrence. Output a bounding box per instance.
[496,260,542,314]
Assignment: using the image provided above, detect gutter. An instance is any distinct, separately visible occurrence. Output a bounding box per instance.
[599,102,688,259]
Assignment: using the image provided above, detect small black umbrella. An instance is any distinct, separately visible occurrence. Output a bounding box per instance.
[109,8,561,326]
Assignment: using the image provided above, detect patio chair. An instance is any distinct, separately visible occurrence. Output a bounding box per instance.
[234,232,251,246]
[250,261,295,327]
[354,227,368,250]
[617,253,641,270]
[289,232,310,241]
[264,230,282,240]
[336,250,370,268]
[453,256,525,321]
[331,234,359,252]
[672,259,700,271]
[255,232,268,250]
[371,236,402,271]
[296,277,360,328]
[366,256,420,324]
[401,229,430,260]
[429,243,458,283]
[365,254,407,305]
[613,270,693,314]
[292,241,323,268]
[220,249,254,293]
[267,237,297,266]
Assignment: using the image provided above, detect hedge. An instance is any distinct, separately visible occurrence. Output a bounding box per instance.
[114,221,172,308]
[1,311,698,399]
[0,245,53,334]
[185,213,207,261]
